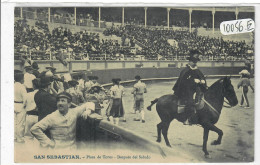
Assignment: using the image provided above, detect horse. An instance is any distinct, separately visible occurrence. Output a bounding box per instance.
[147,76,238,158]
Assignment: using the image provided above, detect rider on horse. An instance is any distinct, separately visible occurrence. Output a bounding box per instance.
[172,50,207,125]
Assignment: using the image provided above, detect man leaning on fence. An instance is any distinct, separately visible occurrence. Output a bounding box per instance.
[31,92,95,149]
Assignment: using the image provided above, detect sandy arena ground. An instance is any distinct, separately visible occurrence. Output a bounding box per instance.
[118,78,255,163]
[15,78,254,163]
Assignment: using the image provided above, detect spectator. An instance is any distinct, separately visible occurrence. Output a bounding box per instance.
[14,71,27,143]
[24,66,36,92]
[31,92,95,149]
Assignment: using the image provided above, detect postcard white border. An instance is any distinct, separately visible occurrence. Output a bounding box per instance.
[1,1,260,165]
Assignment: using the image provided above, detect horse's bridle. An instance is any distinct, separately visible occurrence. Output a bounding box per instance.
[221,81,232,108]
[223,100,232,108]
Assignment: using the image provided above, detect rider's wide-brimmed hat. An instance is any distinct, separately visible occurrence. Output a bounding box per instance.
[187,50,201,62]
[135,75,141,80]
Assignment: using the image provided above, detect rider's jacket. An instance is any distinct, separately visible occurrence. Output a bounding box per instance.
[173,64,207,105]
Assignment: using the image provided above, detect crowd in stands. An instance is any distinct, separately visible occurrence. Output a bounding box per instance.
[103,25,254,60]
[15,17,254,61]
[14,19,134,61]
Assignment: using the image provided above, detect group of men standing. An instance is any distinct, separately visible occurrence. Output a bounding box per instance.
[14,61,149,149]
[14,62,99,148]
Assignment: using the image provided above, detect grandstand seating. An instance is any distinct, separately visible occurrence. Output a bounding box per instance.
[14,7,254,61]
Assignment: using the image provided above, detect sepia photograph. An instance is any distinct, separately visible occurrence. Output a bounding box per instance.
[8,3,257,163]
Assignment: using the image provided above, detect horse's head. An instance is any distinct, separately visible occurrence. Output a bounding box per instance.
[221,76,238,107]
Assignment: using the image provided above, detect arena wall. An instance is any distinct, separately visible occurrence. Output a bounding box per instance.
[15,60,245,84]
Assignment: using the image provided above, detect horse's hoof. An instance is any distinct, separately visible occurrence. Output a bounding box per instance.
[211,140,221,145]
[204,154,212,159]
[156,139,161,143]
[166,144,172,148]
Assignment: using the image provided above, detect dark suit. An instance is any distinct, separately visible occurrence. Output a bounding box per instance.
[32,69,40,78]
[173,65,206,105]
[34,89,57,121]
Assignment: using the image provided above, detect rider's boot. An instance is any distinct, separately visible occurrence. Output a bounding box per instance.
[183,106,196,125]
[195,92,203,105]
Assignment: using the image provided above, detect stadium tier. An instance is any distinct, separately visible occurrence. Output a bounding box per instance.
[14,7,254,61]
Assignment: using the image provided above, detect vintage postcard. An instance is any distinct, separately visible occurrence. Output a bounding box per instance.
[2,2,258,164]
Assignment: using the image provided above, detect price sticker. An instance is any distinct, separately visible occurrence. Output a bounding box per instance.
[220,19,255,35]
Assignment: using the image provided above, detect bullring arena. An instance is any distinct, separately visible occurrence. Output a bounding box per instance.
[13,6,254,163]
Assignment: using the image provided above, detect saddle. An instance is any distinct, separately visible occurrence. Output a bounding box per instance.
[176,95,205,114]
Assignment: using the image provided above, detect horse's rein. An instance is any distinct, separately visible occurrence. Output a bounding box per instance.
[202,98,220,116]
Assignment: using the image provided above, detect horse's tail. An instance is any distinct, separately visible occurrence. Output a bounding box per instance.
[147,98,159,111]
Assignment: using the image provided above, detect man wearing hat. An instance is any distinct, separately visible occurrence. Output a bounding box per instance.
[172,50,207,125]
[237,69,254,108]
[43,66,64,94]
[66,79,85,105]
[24,66,36,92]
[91,76,102,88]
[32,62,40,78]
[31,92,95,149]
[84,76,94,94]
[14,71,27,143]
[34,76,57,122]
[132,75,147,123]
[85,85,105,115]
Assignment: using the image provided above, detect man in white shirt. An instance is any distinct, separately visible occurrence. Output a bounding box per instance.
[23,66,36,92]
[14,71,27,143]
[23,79,40,139]
[31,92,95,149]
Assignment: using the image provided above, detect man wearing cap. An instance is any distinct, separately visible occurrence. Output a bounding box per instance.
[172,50,207,125]
[14,71,27,143]
[132,75,147,123]
[31,92,95,149]
[24,66,36,92]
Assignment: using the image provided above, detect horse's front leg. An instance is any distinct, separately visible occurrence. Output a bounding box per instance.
[203,122,223,145]
[210,125,223,145]
[202,128,211,158]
